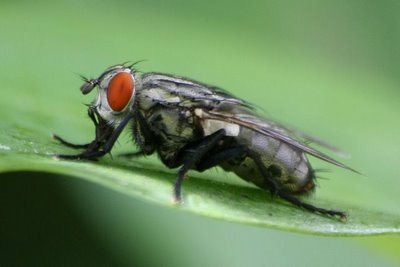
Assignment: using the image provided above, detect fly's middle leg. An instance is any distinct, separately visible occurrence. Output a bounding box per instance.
[195,145,247,171]
[173,129,226,202]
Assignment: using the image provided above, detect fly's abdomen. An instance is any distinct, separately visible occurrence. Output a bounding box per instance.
[221,129,315,194]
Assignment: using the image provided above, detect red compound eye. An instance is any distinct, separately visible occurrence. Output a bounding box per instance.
[107,72,134,112]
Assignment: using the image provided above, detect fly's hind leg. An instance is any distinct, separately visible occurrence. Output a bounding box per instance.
[180,140,346,219]
[250,153,347,220]
[277,191,347,220]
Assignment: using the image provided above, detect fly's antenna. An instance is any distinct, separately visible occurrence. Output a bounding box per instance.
[123,60,147,73]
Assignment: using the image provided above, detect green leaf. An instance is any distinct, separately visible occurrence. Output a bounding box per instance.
[1,127,399,236]
[1,1,399,238]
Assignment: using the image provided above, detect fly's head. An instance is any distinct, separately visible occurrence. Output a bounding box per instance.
[80,64,138,125]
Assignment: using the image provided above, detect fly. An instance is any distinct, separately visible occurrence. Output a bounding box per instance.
[53,63,358,220]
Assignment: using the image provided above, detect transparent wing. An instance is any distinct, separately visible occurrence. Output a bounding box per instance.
[203,109,359,174]
[254,114,350,158]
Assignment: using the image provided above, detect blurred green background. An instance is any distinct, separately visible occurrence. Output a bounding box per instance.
[1,0,399,266]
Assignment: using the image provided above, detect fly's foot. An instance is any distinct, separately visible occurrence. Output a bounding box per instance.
[172,195,183,205]
[278,190,347,221]
[52,134,104,161]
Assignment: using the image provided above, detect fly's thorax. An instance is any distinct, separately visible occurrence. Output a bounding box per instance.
[91,65,140,126]
[147,107,197,139]
[143,106,204,167]
[136,87,181,111]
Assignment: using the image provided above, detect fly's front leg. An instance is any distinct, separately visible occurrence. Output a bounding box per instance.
[54,107,113,160]
[55,126,114,160]
[55,118,114,160]
[55,111,134,161]
[119,111,156,159]
[118,151,146,158]
[52,108,100,149]
[52,134,91,149]
[174,129,226,203]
